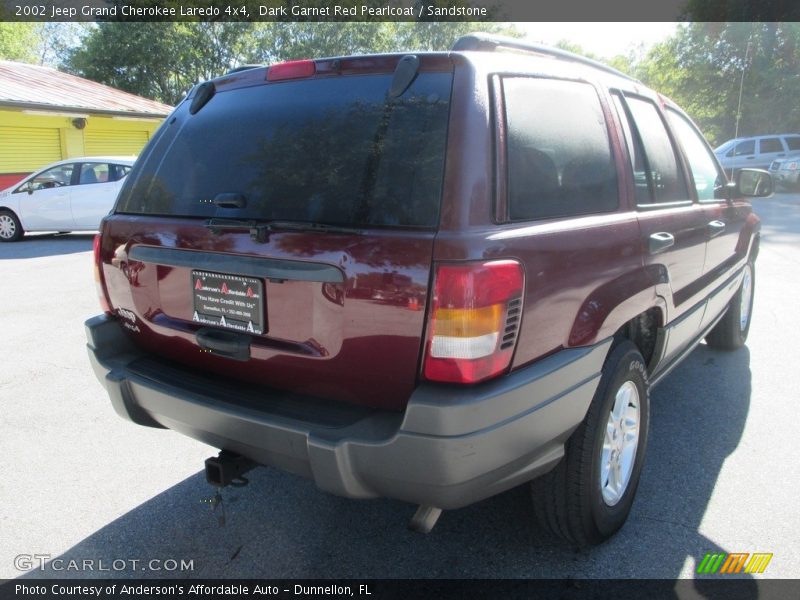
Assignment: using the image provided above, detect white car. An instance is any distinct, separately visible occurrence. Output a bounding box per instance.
[714,133,800,174]
[0,156,135,242]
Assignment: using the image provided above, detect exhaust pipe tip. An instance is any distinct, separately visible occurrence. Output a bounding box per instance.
[408,505,443,534]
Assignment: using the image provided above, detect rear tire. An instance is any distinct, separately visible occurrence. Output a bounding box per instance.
[705,262,754,351]
[0,209,23,242]
[531,340,650,547]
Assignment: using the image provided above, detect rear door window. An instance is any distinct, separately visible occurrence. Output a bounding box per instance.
[785,136,800,151]
[78,163,109,185]
[759,137,784,153]
[612,93,650,205]
[503,77,618,221]
[110,164,131,181]
[116,72,452,228]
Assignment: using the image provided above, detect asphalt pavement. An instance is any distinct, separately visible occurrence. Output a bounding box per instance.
[1,195,799,585]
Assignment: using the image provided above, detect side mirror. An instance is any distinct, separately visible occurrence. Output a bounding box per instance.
[735,168,773,198]
[14,182,32,194]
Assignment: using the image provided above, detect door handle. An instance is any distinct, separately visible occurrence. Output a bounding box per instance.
[649,232,675,255]
[707,220,726,238]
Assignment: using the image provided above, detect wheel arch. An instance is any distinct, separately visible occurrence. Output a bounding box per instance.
[568,265,666,353]
[610,306,665,373]
[748,232,760,262]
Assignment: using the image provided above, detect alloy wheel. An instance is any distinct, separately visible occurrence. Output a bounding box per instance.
[600,380,641,506]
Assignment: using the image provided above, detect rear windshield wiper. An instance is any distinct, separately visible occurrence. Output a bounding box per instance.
[205,217,361,243]
[205,217,260,234]
[267,220,362,235]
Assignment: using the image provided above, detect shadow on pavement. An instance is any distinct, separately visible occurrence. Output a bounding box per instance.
[0,234,94,259]
[631,344,757,595]
[19,345,756,590]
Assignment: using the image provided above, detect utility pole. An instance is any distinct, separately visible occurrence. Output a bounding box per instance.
[734,38,752,140]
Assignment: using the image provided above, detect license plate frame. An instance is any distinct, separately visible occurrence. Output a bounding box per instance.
[191,270,265,335]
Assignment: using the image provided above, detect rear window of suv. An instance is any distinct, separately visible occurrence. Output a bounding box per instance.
[116,72,453,228]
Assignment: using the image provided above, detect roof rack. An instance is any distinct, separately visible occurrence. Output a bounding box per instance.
[226,64,264,75]
[451,33,639,84]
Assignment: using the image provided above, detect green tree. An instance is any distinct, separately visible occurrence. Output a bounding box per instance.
[682,0,800,21]
[66,23,258,104]
[633,23,800,145]
[67,22,520,104]
[393,22,521,51]
[250,23,397,62]
[250,22,520,63]
[0,23,88,66]
[37,23,90,67]
[0,23,41,62]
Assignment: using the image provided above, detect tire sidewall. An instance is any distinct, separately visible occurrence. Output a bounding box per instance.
[587,343,650,539]
[0,210,23,242]
[736,262,755,343]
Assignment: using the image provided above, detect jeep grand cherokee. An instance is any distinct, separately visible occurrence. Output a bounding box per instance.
[86,34,772,546]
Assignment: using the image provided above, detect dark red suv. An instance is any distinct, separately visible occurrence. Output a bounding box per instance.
[86,34,772,546]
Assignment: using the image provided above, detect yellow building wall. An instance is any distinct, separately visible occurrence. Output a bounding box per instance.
[0,108,163,178]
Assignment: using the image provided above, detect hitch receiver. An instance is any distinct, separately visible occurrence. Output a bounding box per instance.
[205,450,256,488]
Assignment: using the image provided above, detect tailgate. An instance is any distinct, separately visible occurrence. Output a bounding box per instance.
[99,218,433,410]
[98,58,453,410]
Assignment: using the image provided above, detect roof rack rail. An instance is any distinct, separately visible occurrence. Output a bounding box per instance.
[226,64,264,75]
[451,33,639,84]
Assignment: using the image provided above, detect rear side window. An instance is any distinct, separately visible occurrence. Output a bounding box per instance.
[116,72,452,228]
[759,137,783,153]
[785,136,800,151]
[78,163,108,185]
[622,96,688,204]
[503,77,618,221]
[111,164,131,181]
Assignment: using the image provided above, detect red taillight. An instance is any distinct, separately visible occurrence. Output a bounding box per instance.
[267,59,316,82]
[423,260,524,384]
[93,234,112,315]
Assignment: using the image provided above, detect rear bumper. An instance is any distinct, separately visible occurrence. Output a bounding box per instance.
[86,314,610,509]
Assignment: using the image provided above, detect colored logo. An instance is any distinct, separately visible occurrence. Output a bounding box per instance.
[697,552,773,575]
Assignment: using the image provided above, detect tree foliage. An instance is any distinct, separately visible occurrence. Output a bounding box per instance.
[66,23,257,105]
[682,0,800,22]
[0,23,89,66]
[632,23,800,146]
[252,22,518,63]
[9,20,800,147]
[0,23,41,62]
[65,22,518,105]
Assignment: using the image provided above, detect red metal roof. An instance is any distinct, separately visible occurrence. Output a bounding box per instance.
[0,60,172,117]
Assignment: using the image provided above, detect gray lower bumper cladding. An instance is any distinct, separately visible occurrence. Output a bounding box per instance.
[86,314,610,509]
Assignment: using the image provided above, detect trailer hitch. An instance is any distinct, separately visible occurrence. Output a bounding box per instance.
[205,450,256,488]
